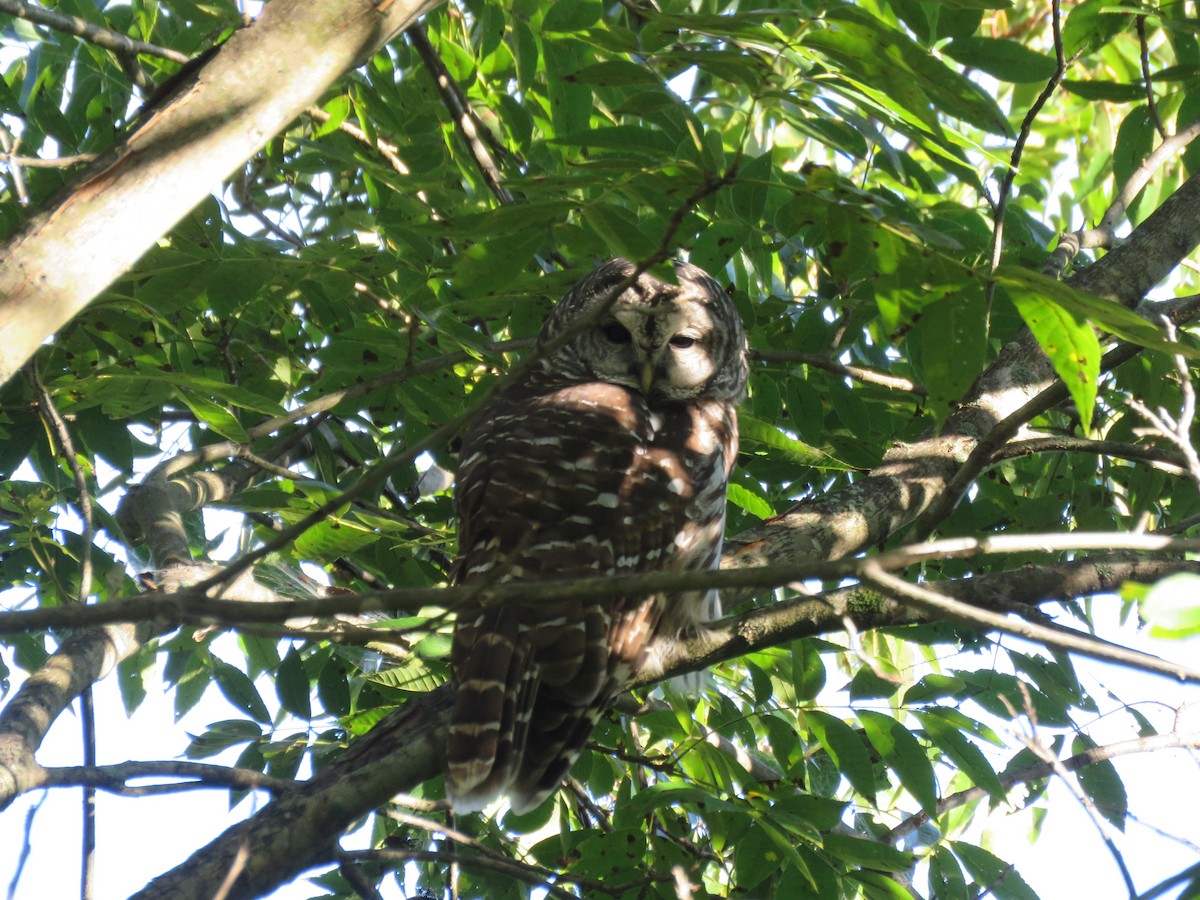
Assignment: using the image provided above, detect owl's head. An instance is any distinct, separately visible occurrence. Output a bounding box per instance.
[537,258,748,403]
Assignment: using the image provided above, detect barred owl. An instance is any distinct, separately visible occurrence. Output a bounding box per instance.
[446,258,747,814]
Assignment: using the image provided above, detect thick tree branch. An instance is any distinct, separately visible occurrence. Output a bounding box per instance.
[0,0,445,387]
[728,170,1200,570]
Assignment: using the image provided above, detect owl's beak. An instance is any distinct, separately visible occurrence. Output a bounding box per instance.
[640,361,654,394]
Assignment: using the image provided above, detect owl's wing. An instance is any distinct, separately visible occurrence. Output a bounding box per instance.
[446,382,736,814]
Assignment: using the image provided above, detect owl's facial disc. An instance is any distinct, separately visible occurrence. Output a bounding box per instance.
[593,300,717,400]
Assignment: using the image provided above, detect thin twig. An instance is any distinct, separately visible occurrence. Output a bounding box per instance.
[1046,113,1200,279]
[42,760,296,795]
[886,727,1200,844]
[80,690,96,900]
[0,123,29,205]
[752,348,924,394]
[0,0,189,64]
[1001,687,1137,897]
[1126,318,1200,491]
[1137,16,1167,138]
[859,559,1199,684]
[992,435,1187,472]
[988,0,1070,297]
[406,22,515,205]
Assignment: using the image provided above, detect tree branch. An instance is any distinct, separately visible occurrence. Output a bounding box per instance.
[886,728,1200,845]
[0,0,445,387]
[0,0,190,64]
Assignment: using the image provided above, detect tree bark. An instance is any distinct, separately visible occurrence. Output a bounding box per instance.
[0,0,443,387]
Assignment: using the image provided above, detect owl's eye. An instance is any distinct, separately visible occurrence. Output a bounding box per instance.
[669,335,697,349]
[602,323,633,344]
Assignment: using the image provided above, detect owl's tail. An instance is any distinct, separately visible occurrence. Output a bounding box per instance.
[446,598,652,815]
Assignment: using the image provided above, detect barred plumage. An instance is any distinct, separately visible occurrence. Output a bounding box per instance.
[446,258,747,814]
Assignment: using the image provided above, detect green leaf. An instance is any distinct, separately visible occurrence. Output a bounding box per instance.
[791,639,827,702]
[369,656,447,694]
[176,389,249,442]
[568,60,662,86]
[1114,108,1156,199]
[951,841,1039,899]
[739,414,853,470]
[583,204,656,263]
[276,646,311,720]
[929,845,969,900]
[317,655,351,718]
[1071,734,1128,830]
[943,37,1056,83]
[210,659,271,723]
[995,265,1199,357]
[1062,0,1130,56]
[727,482,774,519]
[815,7,1012,135]
[908,291,988,424]
[858,710,938,816]
[1009,291,1100,433]
[293,518,379,561]
[805,710,877,800]
[734,821,788,890]
[542,0,602,33]
[614,781,740,825]
[904,673,965,704]
[916,710,1004,798]
[824,834,915,872]
[731,150,774,225]
[184,720,263,760]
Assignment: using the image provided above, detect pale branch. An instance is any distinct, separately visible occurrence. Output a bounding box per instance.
[5,533,1200,636]
[751,348,924,394]
[1125,318,1200,492]
[1046,113,1200,280]
[1001,689,1137,897]
[39,761,295,796]
[0,0,190,64]
[0,151,100,169]
[0,624,146,811]
[859,561,1200,684]
[885,728,1200,845]
[0,0,447,388]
